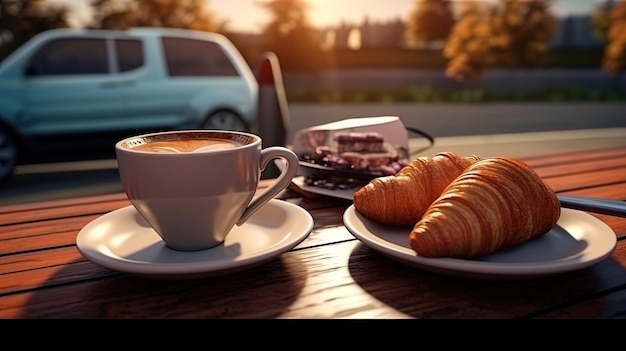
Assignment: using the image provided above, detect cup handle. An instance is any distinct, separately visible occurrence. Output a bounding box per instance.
[236,146,299,225]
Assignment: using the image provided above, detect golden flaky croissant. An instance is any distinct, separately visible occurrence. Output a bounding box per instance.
[409,157,561,259]
[353,152,481,226]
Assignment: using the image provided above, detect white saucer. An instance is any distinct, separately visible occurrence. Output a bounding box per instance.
[76,199,313,279]
[344,205,617,279]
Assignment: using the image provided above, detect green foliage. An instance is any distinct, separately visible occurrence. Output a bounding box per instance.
[325,47,604,70]
[1,0,622,83]
[286,85,626,104]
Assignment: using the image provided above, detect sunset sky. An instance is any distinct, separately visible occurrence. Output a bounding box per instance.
[213,0,605,32]
[51,0,607,32]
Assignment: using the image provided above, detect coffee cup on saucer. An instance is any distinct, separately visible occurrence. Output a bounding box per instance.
[115,130,299,251]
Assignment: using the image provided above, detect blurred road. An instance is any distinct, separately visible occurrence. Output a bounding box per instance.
[286,101,626,141]
[1,102,625,206]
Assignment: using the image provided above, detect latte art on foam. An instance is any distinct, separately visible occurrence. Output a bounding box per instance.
[133,139,239,153]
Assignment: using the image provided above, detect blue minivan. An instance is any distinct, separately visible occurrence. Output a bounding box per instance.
[0,27,258,184]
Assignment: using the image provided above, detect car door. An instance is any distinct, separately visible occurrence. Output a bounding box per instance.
[20,36,127,137]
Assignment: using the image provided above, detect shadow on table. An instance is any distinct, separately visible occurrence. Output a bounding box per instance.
[347,243,626,319]
[22,255,307,318]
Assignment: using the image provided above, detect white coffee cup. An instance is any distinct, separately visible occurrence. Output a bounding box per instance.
[115,130,299,251]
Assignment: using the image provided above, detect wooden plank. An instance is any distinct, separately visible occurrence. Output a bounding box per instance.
[0,246,85,275]
[0,211,356,295]
[533,157,626,179]
[523,147,626,168]
[0,230,83,255]
[0,199,130,226]
[561,183,626,200]
[1,240,625,319]
[1,149,625,319]
[0,179,279,225]
[544,168,626,192]
[0,193,128,214]
[0,215,99,240]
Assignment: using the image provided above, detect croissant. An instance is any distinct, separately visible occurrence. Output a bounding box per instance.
[353,152,481,226]
[409,157,561,259]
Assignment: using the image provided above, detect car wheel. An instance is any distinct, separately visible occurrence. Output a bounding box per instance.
[201,110,249,132]
[0,126,18,185]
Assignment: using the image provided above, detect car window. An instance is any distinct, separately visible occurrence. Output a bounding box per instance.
[116,38,144,72]
[25,38,109,76]
[162,37,239,77]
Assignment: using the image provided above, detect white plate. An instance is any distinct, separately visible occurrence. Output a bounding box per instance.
[76,199,313,279]
[343,205,617,279]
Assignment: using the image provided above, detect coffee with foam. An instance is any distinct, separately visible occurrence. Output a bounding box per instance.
[132,138,239,153]
[116,129,299,251]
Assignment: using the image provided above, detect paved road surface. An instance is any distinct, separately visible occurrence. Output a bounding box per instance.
[286,101,626,141]
[285,101,626,158]
[1,102,626,206]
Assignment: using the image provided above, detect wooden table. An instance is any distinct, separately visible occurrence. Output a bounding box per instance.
[1,146,625,319]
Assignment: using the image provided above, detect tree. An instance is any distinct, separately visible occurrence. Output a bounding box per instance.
[404,0,455,48]
[88,0,263,67]
[590,0,616,41]
[602,0,626,75]
[0,0,70,60]
[443,0,557,81]
[90,0,219,32]
[256,0,327,73]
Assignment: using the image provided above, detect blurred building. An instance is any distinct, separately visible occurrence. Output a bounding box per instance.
[321,15,605,51]
[549,15,605,49]
[321,17,406,50]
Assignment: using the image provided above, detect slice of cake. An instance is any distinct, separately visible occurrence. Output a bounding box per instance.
[335,132,385,154]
